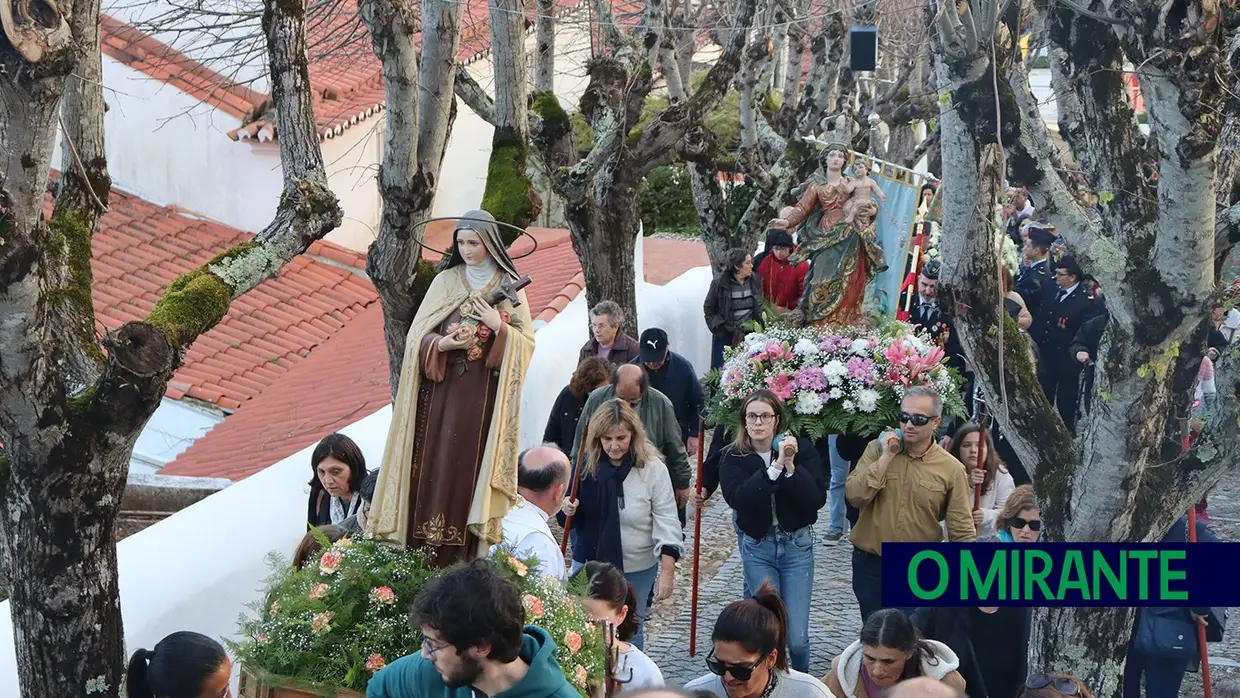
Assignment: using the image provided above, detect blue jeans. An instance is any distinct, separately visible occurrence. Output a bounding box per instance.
[623,564,659,650]
[826,435,849,535]
[741,526,815,673]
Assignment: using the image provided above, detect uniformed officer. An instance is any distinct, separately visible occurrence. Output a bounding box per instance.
[1016,223,1056,315]
[1031,255,1104,433]
[899,259,972,418]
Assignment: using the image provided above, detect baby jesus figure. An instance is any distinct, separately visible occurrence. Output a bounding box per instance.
[849,154,887,204]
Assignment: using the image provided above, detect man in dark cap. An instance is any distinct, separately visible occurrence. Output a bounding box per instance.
[630,327,703,458]
[1031,255,1104,433]
[754,228,809,311]
[1016,223,1056,315]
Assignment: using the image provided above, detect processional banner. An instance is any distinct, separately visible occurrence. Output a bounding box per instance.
[861,163,921,317]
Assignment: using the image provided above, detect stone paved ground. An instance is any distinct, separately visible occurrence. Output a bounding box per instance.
[641,467,1240,693]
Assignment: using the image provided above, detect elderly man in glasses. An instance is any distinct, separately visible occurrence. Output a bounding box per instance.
[845,386,976,622]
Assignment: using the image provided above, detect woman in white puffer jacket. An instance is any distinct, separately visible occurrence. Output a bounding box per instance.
[823,609,966,698]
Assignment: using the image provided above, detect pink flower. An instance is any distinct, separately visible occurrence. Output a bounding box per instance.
[765,372,794,400]
[311,611,333,635]
[369,586,396,605]
[256,633,269,644]
[564,630,583,655]
[308,583,329,600]
[574,665,589,687]
[792,366,827,391]
[269,601,280,616]
[366,654,387,673]
[522,594,545,618]
[319,551,342,575]
[508,556,529,577]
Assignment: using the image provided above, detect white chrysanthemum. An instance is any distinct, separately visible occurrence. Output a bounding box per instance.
[794,391,825,415]
[828,387,844,400]
[907,334,931,354]
[856,388,880,413]
[823,359,847,385]
[842,399,857,413]
[850,338,871,355]
[793,338,820,356]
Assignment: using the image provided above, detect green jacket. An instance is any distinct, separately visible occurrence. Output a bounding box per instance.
[570,385,691,490]
[367,626,579,698]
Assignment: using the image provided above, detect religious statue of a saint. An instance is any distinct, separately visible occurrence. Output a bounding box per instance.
[772,144,855,235]
[797,199,888,326]
[368,210,536,567]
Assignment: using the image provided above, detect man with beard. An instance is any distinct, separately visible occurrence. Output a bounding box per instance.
[367,560,579,698]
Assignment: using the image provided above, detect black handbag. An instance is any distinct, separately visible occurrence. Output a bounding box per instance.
[1133,608,1199,659]
[1206,607,1227,643]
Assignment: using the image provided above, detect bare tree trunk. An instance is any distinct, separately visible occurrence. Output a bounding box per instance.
[481,0,538,230]
[935,2,1240,693]
[361,0,462,394]
[0,0,341,693]
[459,0,758,335]
[534,0,555,93]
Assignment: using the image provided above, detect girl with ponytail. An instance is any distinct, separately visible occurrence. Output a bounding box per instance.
[126,631,231,698]
[579,561,666,691]
[685,582,832,698]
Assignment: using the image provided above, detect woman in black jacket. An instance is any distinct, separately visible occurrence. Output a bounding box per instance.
[542,356,612,453]
[307,433,367,527]
[704,248,765,369]
[718,389,827,674]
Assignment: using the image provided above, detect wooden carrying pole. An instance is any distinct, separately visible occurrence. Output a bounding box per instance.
[560,424,589,554]
[1182,418,1213,698]
[973,428,985,510]
[689,416,706,657]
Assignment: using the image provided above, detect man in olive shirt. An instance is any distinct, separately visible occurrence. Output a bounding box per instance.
[845,386,976,621]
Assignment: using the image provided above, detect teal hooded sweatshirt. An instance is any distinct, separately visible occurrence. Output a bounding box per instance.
[367,625,581,698]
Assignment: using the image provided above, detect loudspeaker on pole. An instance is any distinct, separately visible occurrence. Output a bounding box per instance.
[849,26,878,71]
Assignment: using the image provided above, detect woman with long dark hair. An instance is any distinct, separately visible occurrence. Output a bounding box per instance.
[561,399,680,649]
[307,432,367,527]
[824,608,965,697]
[580,561,665,690]
[718,389,826,673]
[126,631,231,698]
[685,582,831,698]
[945,423,1014,540]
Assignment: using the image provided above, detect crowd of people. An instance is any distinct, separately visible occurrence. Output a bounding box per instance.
[122,189,1234,698]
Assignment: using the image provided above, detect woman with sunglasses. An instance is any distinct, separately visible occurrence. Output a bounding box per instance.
[996,485,1041,543]
[684,582,832,698]
[823,608,965,697]
[579,561,666,691]
[914,479,1037,697]
[717,389,827,673]
[1017,673,1092,697]
[561,399,681,650]
[944,423,1014,540]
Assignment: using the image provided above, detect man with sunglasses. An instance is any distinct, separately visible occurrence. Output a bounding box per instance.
[367,560,580,698]
[845,387,976,621]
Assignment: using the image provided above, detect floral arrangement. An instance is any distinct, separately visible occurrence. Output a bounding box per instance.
[922,214,1020,277]
[705,319,965,439]
[230,535,603,695]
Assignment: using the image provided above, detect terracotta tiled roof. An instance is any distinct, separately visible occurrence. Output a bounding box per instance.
[160,234,708,480]
[88,189,379,410]
[99,14,266,121]
[227,0,585,142]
